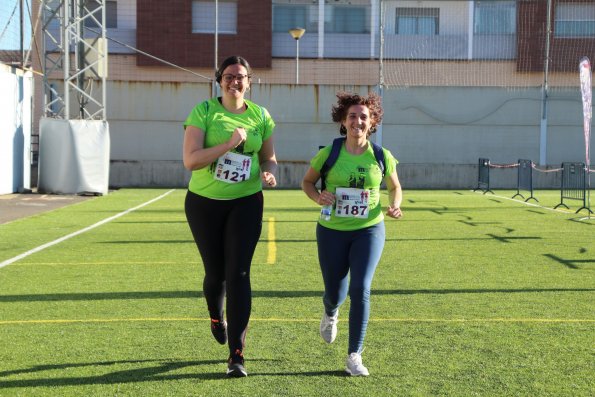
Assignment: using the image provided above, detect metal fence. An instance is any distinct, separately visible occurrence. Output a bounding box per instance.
[554,162,592,214]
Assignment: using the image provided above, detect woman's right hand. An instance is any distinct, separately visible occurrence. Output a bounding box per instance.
[317,190,335,206]
[229,127,247,149]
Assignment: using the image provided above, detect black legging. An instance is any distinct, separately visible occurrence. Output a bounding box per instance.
[185,190,263,354]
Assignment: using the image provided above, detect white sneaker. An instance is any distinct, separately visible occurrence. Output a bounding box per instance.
[319,310,338,343]
[345,352,369,376]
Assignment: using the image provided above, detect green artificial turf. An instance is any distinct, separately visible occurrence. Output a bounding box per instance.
[0,189,593,396]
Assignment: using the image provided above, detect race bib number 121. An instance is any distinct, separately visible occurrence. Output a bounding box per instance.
[215,152,251,184]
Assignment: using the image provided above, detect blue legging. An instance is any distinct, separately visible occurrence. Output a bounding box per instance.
[316,222,385,354]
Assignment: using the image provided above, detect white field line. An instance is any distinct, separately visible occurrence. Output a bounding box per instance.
[472,190,576,214]
[0,189,176,269]
[0,317,593,326]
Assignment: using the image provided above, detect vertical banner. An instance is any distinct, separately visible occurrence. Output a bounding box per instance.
[579,57,592,170]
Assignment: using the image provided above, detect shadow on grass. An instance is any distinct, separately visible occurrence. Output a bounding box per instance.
[544,253,595,269]
[1,288,594,303]
[252,370,346,377]
[526,209,546,215]
[0,359,341,389]
[458,220,501,226]
[0,358,205,377]
[485,233,540,243]
[0,359,234,388]
[569,217,595,225]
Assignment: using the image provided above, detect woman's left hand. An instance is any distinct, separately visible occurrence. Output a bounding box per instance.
[261,172,277,187]
[386,206,403,219]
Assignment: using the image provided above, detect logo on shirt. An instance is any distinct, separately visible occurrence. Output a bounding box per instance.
[348,166,367,189]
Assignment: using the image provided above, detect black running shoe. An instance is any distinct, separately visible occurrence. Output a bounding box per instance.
[226,349,247,377]
[211,319,227,345]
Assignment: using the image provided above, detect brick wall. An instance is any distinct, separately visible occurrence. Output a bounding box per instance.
[136,0,271,69]
[518,0,595,72]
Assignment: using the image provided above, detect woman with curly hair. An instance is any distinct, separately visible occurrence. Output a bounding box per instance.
[301,91,403,376]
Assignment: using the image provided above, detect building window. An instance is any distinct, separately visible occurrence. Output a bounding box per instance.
[273,4,318,33]
[84,0,117,29]
[192,1,237,34]
[396,8,439,35]
[325,5,370,34]
[474,0,515,35]
[555,2,595,37]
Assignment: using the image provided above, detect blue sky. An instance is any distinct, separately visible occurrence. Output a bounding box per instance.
[0,0,32,50]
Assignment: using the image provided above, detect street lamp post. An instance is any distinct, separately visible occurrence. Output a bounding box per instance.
[288,27,305,84]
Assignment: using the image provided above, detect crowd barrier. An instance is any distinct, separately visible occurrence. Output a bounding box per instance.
[475,158,593,214]
[512,159,538,203]
[554,162,593,214]
[473,158,494,194]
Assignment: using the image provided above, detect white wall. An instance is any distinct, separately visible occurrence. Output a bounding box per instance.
[0,64,32,195]
[101,81,592,189]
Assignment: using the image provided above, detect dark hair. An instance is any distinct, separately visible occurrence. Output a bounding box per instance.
[215,55,252,83]
[331,92,383,136]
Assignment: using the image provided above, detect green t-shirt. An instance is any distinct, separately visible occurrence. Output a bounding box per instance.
[184,97,275,199]
[311,141,398,231]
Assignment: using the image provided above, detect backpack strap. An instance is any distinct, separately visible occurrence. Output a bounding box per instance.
[370,141,386,178]
[320,137,345,191]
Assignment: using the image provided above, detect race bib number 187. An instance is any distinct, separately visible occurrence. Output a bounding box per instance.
[215,152,251,184]
[335,187,370,219]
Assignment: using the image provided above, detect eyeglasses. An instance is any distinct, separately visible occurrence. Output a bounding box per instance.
[221,74,249,83]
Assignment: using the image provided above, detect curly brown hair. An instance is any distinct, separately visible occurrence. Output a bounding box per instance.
[331,92,383,136]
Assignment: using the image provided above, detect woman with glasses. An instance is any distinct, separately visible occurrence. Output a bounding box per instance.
[183,55,277,377]
[302,92,403,376]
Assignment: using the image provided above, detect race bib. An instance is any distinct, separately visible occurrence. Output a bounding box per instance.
[335,187,370,219]
[214,152,251,184]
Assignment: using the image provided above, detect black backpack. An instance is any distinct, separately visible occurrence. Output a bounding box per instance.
[319,137,386,191]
